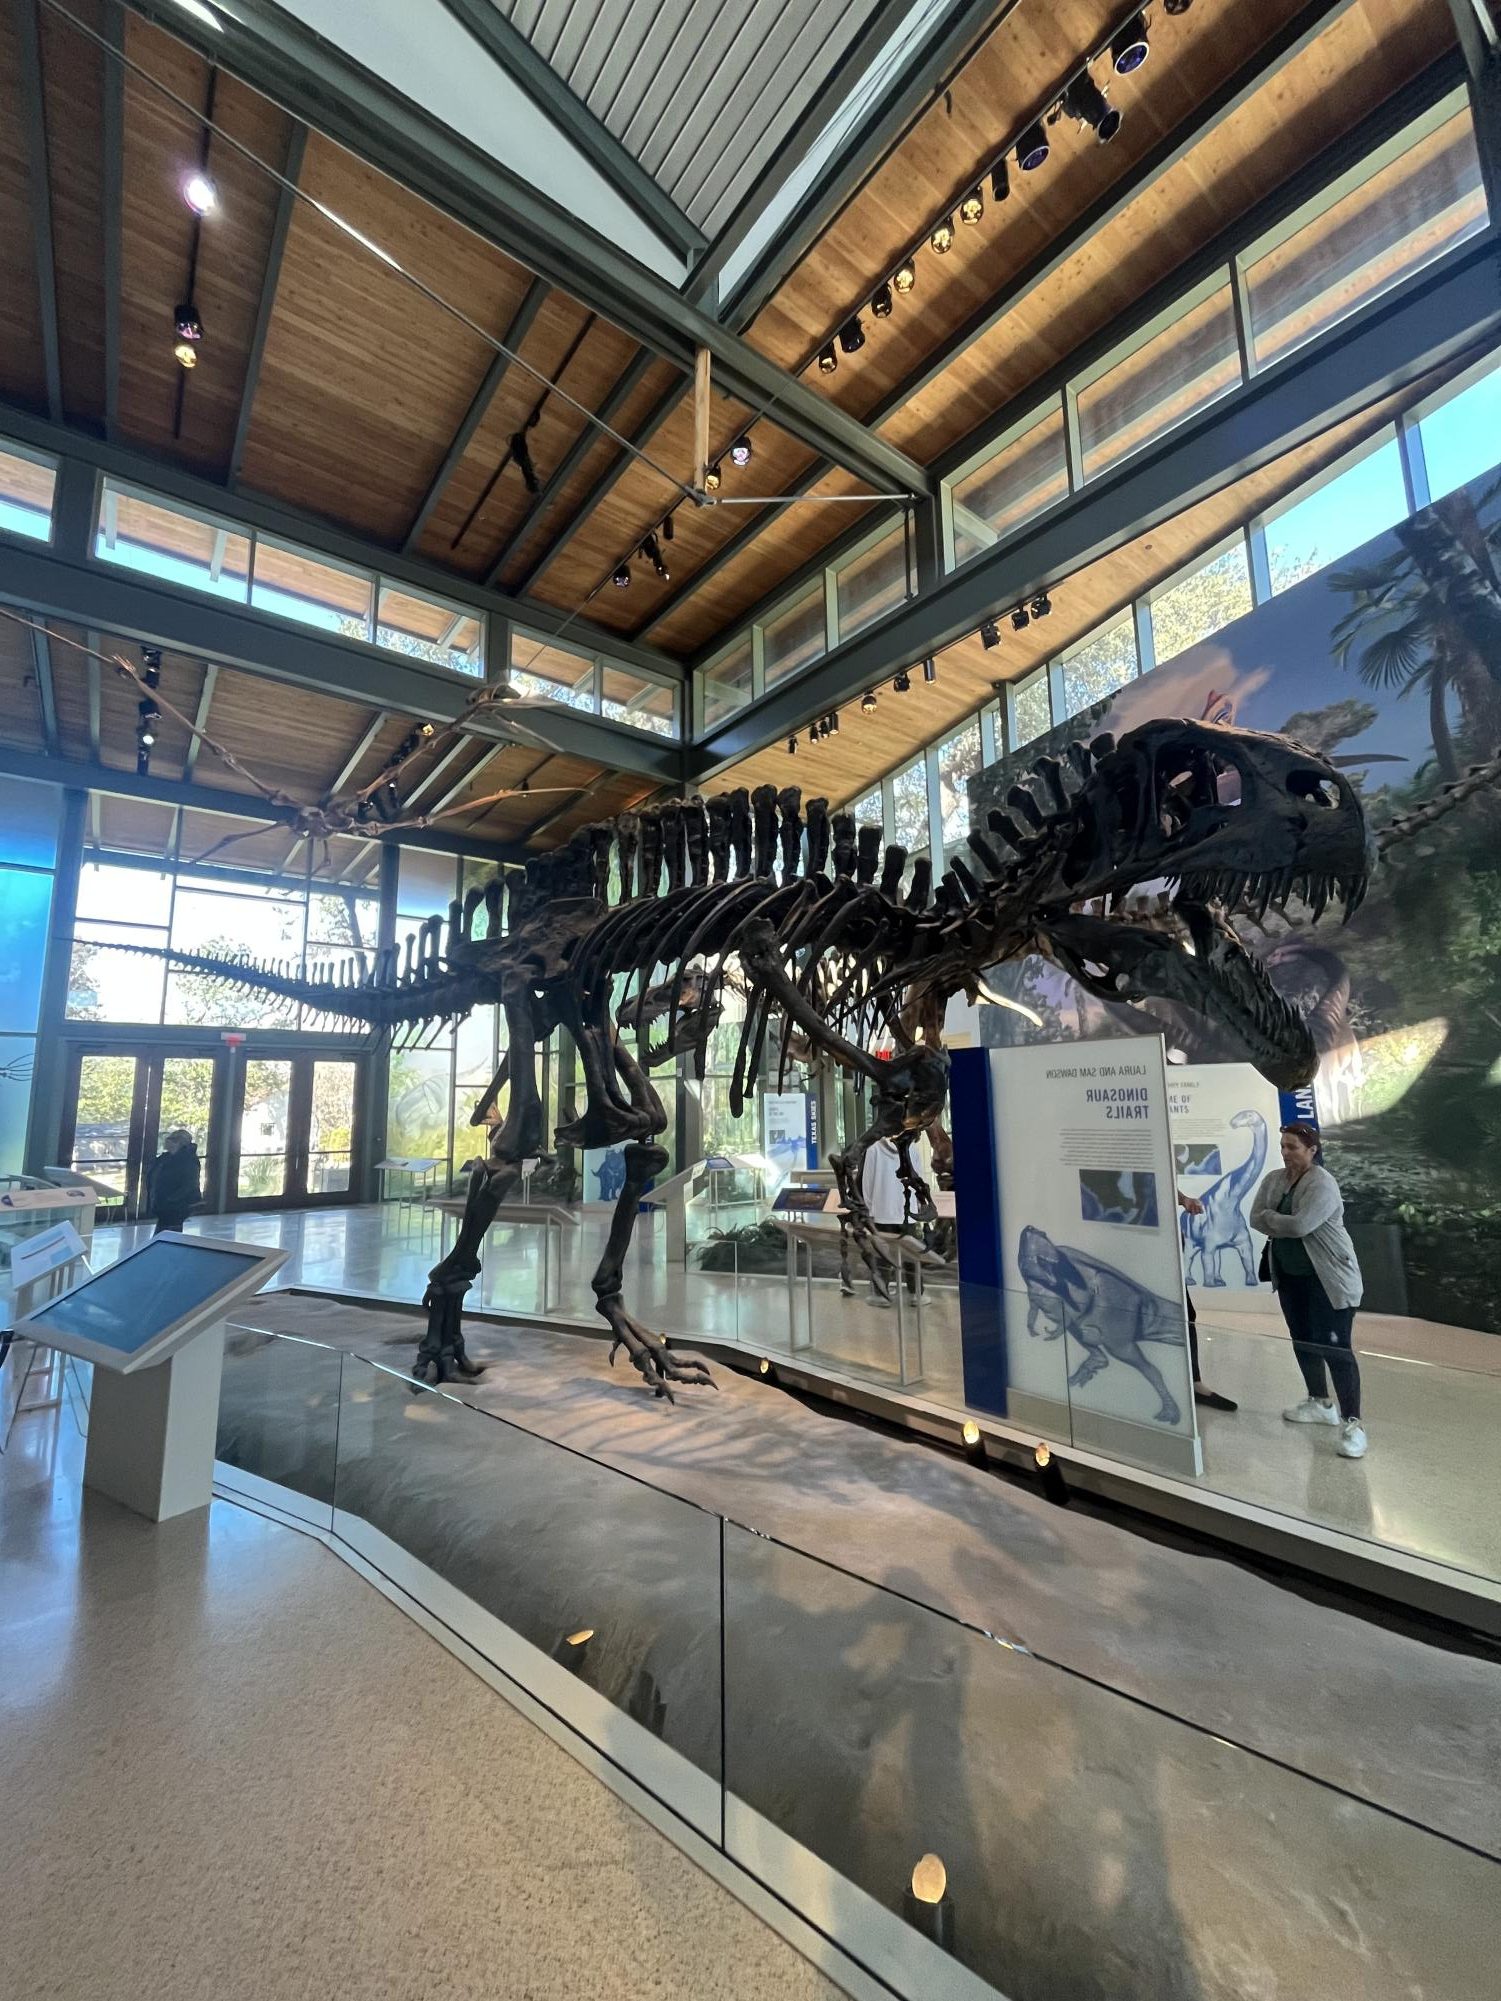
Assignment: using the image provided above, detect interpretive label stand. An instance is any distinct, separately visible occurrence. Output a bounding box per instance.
[951,1041,1201,1478]
[15,1233,289,1522]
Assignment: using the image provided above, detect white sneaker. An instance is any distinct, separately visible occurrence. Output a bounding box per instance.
[1282,1397,1341,1426]
[1338,1421,1368,1459]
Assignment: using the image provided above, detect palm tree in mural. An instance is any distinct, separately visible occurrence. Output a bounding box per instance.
[1329,483,1501,783]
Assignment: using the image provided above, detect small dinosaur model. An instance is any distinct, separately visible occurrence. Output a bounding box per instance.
[129,717,1373,1397]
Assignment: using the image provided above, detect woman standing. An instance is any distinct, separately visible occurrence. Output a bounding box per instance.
[1250,1123,1366,1458]
[146,1127,201,1235]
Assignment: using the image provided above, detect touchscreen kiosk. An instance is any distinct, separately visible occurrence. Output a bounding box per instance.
[17,1233,288,1522]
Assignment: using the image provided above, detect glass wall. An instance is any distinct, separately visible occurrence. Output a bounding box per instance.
[509,630,681,739]
[94,476,486,676]
[0,778,61,1172]
[699,635,755,730]
[0,438,58,543]
[1076,283,1241,484]
[1058,611,1137,717]
[1149,537,1253,665]
[1262,429,1408,593]
[834,519,910,640]
[762,583,827,689]
[950,407,1069,567]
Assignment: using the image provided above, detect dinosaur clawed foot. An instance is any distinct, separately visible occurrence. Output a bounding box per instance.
[600,1300,715,1404]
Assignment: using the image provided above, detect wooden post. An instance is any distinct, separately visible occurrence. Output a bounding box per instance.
[693,348,712,493]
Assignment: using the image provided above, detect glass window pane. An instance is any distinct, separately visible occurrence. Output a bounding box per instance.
[601,664,679,739]
[308,1061,357,1194]
[1264,433,1408,594]
[238,1060,292,1200]
[167,882,306,1030]
[71,1054,138,1178]
[950,406,1068,565]
[834,521,910,639]
[158,1057,215,1159]
[1012,672,1051,747]
[700,637,753,729]
[375,581,484,676]
[68,924,167,1024]
[398,846,457,926]
[0,440,56,542]
[0,774,61,867]
[1246,110,1486,375]
[307,888,380,954]
[97,479,250,601]
[252,537,373,638]
[1419,353,1501,501]
[889,759,929,851]
[1061,615,1137,716]
[762,585,826,688]
[1151,541,1254,665]
[848,787,882,831]
[1078,286,1241,482]
[0,867,52,1032]
[388,1045,454,1169]
[936,718,982,851]
[76,860,172,926]
[509,633,597,710]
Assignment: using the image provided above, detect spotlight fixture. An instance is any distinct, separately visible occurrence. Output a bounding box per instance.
[961,1419,982,1448]
[661,514,674,542]
[860,689,877,715]
[173,342,198,370]
[828,710,840,734]
[980,620,1001,650]
[838,314,865,355]
[893,668,911,693]
[137,700,159,745]
[871,279,893,318]
[1017,121,1050,172]
[643,532,669,581]
[612,562,631,588]
[922,657,937,684]
[1065,72,1122,143]
[892,259,917,294]
[787,734,797,756]
[959,186,984,226]
[730,435,753,467]
[990,157,1010,204]
[704,462,722,491]
[182,170,218,216]
[817,342,838,374]
[1011,605,1030,631]
[141,645,162,687]
[809,725,819,746]
[173,302,203,343]
[930,214,954,254]
[1030,591,1052,619]
[1111,11,1151,72]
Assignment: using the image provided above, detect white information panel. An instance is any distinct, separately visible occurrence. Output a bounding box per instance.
[1169,1063,1281,1308]
[990,1040,1200,1474]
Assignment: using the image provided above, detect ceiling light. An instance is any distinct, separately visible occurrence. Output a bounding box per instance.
[860,690,877,714]
[892,259,916,294]
[1111,12,1151,72]
[1011,605,1030,631]
[787,734,797,756]
[613,563,631,588]
[1017,122,1050,172]
[871,280,893,318]
[1030,591,1052,618]
[922,657,937,684]
[173,302,203,342]
[930,215,954,254]
[990,158,1010,204]
[173,341,198,369]
[730,435,753,467]
[1065,72,1122,142]
[893,669,911,693]
[704,462,721,491]
[817,342,838,373]
[981,621,1001,650]
[838,314,865,355]
[959,186,983,226]
[661,514,674,542]
[183,170,218,216]
[828,711,840,734]
[809,724,819,745]
[643,532,668,580]
[141,645,162,687]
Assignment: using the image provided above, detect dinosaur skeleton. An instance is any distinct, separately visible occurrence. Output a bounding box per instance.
[115,716,1373,1399]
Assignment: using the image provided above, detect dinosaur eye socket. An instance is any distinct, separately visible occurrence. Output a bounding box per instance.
[1289,772,1340,809]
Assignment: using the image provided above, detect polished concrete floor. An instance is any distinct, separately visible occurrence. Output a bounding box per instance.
[81,1201,1501,1589]
[0,1406,845,2001]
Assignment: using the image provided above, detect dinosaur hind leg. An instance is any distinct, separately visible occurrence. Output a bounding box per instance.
[592,1141,714,1401]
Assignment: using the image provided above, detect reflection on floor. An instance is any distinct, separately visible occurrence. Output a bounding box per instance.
[92,1202,1501,1584]
[0,1405,843,2001]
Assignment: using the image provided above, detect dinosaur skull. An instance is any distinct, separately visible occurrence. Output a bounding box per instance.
[1027,719,1375,1092]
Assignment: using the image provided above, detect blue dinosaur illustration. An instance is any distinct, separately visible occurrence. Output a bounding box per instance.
[1180,1110,1267,1287]
[1016,1224,1186,1425]
[592,1146,628,1202]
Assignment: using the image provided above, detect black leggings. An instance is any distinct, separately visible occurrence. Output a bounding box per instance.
[1276,1272,1361,1420]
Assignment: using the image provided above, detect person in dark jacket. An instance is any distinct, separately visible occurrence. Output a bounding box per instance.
[146,1128,201,1234]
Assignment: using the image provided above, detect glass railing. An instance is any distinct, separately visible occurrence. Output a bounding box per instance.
[214,1324,1501,2001]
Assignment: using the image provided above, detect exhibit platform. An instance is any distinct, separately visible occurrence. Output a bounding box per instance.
[84,1203,1501,1631]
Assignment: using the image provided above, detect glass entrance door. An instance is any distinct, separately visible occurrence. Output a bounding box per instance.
[232,1055,360,1208]
[64,1049,221,1217]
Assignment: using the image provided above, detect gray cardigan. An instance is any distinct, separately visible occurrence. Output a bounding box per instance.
[1250,1165,1363,1310]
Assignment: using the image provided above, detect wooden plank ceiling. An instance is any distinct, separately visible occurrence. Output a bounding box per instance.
[0,609,656,870]
[708,357,1466,810]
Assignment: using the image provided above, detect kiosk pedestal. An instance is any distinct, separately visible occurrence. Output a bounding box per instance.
[85,1321,227,1522]
[15,1232,289,1525]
